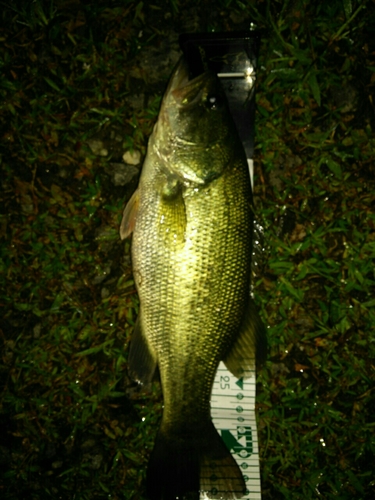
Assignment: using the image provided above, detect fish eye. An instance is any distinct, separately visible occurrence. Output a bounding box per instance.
[206,94,221,109]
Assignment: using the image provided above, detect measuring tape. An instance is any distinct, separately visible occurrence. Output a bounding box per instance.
[210,360,261,500]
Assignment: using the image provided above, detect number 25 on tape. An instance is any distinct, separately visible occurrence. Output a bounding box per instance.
[220,375,230,390]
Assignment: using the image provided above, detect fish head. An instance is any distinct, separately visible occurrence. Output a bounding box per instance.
[153,57,237,186]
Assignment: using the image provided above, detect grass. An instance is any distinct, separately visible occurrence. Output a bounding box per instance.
[1,0,374,499]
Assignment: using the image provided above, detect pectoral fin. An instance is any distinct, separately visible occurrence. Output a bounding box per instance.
[120,189,140,240]
[223,298,267,379]
[128,311,158,384]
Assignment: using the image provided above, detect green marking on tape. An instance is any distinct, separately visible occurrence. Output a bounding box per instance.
[221,426,253,458]
[236,377,244,390]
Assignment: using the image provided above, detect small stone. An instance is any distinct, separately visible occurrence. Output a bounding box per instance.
[122,150,141,165]
[92,265,111,285]
[107,163,139,186]
[87,139,108,156]
[21,195,34,214]
[33,323,42,338]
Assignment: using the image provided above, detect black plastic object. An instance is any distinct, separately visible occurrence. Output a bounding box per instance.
[179,31,261,161]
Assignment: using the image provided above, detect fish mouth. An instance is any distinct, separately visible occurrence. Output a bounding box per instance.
[157,56,215,125]
[168,57,191,91]
[164,57,211,110]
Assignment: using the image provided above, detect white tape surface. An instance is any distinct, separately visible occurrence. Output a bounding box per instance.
[247,159,254,190]
[210,361,261,499]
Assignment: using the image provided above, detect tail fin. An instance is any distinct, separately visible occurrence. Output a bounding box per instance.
[146,420,246,500]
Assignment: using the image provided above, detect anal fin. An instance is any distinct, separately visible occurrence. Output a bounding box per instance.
[223,297,267,379]
[128,311,158,384]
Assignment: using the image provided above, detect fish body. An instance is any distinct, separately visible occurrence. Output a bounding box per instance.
[121,58,266,500]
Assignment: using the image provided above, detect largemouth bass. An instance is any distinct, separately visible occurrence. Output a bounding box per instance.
[120,57,266,500]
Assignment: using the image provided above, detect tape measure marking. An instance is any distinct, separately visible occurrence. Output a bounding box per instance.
[209,361,262,499]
